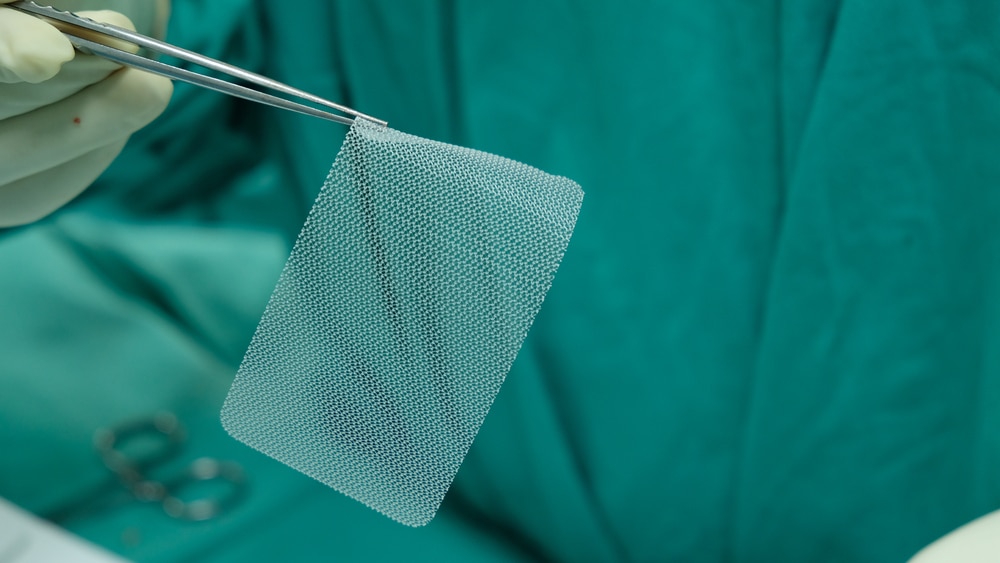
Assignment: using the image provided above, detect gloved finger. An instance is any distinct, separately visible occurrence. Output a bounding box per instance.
[0,55,123,121]
[0,9,140,117]
[0,139,127,227]
[0,66,172,187]
[0,4,74,83]
[908,509,1000,563]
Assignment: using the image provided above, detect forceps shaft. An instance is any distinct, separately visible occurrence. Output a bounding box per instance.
[7,1,387,127]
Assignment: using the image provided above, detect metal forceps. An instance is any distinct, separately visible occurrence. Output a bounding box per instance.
[7,1,387,127]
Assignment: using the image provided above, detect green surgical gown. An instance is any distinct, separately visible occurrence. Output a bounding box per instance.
[2,1,1000,561]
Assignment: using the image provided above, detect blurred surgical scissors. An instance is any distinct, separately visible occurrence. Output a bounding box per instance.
[43,412,247,524]
[92,412,247,521]
[7,0,386,127]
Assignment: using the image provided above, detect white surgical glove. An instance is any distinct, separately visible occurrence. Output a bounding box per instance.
[908,509,1000,562]
[0,0,173,227]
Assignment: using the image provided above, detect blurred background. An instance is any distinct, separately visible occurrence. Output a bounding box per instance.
[2,1,1000,561]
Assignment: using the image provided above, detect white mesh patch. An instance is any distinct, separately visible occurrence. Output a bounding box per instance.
[221,119,583,526]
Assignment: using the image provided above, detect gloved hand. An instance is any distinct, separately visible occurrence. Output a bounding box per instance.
[0,0,173,227]
[908,509,1000,562]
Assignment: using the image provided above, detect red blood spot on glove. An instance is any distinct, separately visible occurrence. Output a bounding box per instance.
[73,117,81,125]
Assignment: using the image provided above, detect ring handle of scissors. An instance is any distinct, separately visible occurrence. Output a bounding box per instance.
[161,457,248,521]
[93,411,185,485]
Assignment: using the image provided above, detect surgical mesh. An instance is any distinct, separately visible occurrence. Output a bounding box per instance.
[220,119,583,527]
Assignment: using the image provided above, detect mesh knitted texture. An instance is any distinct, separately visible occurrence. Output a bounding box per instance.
[221,119,583,526]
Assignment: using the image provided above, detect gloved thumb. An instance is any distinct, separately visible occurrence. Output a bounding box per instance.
[0,2,74,83]
[0,3,142,84]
